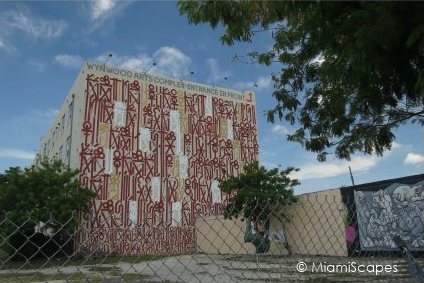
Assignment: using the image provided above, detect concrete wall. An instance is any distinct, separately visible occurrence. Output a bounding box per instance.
[196,216,256,255]
[281,189,348,256]
[195,189,348,256]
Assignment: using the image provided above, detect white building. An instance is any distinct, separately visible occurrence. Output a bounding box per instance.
[36,61,258,255]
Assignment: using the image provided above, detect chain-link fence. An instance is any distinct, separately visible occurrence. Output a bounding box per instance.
[1,190,423,283]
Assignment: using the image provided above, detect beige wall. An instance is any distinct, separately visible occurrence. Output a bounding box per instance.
[195,189,348,256]
[196,216,256,255]
[281,189,348,256]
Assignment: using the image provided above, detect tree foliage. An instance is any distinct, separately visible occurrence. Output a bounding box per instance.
[0,160,95,223]
[0,160,96,259]
[220,161,298,223]
[178,1,424,161]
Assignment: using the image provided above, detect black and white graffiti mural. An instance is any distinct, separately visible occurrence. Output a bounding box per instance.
[354,180,424,251]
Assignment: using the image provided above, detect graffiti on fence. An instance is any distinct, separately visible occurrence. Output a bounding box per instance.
[354,180,424,251]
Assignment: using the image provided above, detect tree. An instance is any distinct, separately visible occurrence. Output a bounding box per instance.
[178,1,424,161]
[220,161,298,223]
[220,161,298,253]
[0,160,96,260]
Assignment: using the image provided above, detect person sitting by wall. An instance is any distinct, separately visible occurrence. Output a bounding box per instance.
[244,217,271,254]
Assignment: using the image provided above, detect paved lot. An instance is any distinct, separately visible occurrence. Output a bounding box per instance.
[1,254,422,282]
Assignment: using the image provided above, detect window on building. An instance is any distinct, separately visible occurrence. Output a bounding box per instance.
[61,114,65,135]
[68,101,74,127]
[59,146,63,161]
[66,136,71,161]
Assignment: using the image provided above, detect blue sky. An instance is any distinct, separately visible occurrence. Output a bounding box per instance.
[0,1,422,194]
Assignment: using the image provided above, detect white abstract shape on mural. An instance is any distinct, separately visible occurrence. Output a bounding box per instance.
[171,201,182,226]
[227,119,234,140]
[129,200,138,225]
[105,148,113,174]
[179,155,188,178]
[151,177,161,202]
[205,95,213,116]
[169,110,180,132]
[169,110,181,154]
[211,180,221,204]
[113,101,126,127]
[175,130,182,155]
[139,127,151,152]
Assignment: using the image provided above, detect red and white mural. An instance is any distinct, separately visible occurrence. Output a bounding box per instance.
[76,72,258,255]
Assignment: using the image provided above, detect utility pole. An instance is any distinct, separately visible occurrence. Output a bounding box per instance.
[348,166,355,186]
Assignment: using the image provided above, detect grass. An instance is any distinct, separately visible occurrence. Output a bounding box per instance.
[88,265,122,272]
[0,264,154,283]
[0,272,102,283]
[0,272,153,283]
[0,253,165,282]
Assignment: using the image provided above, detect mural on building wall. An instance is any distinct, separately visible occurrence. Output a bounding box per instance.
[354,180,424,251]
[76,73,258,255]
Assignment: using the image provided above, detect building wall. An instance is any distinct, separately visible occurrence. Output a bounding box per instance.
[35,70,86,168]
[195,189,348,257]
[37,61,258,255]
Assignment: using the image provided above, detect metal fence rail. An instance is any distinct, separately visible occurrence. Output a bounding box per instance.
[1,193,423,283]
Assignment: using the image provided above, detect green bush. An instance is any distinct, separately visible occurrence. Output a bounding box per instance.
[0,160,96,261]
[220,161,299,223]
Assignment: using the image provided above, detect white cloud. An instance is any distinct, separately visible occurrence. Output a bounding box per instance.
[98,53,152,72]
[121,54,153,71]
[2,8,67,39]
[0,149,35,160]
[289,142,404,181]
[35,108,59,118]
[391,141,402,150]
[310,53,325,66]
[29,60,46,72]
[261,161,280,169]
[0,37,14,53]
[206,58,231,84]
[153,47,192,78]
[404,153,424,165]
[290,155,380,181]
[32,109,59,123]
[91,0,118,20]
[97,47,193,78]
[232,81,254,91]
[271,124,289,136]
[55,54,84,69]
[0,6,66,52]
[232,75,272,92]
[87,0,131,32]
[256,76,272,89]
[189,42,207,52]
